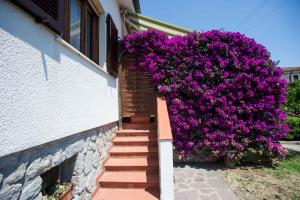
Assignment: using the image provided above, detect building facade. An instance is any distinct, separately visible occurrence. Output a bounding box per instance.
[0,0,139,199]
[282,67,300,83]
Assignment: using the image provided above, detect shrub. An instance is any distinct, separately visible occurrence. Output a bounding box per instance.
[122,30,289,160]
[284,80,300,116]
[285,117,300,140]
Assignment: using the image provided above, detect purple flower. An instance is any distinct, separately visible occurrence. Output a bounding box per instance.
[122,29,288,159]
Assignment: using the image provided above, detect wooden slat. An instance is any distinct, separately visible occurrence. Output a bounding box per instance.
[120,58,156,118]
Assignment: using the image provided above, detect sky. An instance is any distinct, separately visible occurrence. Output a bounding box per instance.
[139,0,300,67]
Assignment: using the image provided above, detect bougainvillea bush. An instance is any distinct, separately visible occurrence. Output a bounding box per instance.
[122,30,289,161]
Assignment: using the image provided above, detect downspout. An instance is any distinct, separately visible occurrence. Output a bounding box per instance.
[289,70,293,82]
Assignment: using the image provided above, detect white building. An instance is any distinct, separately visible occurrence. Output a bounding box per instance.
[282,67,300,83]
[0,0,190,198]
[0,0,139,199]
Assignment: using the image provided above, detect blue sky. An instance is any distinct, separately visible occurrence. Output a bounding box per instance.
[139,0,300,67]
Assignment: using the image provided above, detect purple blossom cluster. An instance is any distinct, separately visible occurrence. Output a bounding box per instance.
[122,30,288,160]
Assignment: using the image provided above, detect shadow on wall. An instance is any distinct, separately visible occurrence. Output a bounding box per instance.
[0,1,117,89]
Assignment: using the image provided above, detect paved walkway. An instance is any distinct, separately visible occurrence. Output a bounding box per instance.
[282,141,300,152]
[174,164,238,200]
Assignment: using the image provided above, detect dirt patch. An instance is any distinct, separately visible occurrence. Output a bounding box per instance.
[218,166,300,200]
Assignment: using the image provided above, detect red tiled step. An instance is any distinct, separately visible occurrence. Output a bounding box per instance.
[117,130,157,137]
[113,136,157,146]
[99,171,159,188]
[122,123,156,130]
[104,157,159,171]
[109,146,158,157]
[93,188,159,200]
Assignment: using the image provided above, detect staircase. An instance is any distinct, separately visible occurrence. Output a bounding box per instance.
[93,118,160,200]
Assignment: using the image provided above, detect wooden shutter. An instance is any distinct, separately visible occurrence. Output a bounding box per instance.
[12,0,64,34]
[106,14,119,77]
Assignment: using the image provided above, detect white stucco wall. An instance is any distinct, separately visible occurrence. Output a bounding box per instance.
[0,1,123,157]
[282,72,300,83]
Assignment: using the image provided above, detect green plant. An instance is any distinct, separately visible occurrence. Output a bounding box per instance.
[284,80,300,116]
[42,182,72,200]
[285,117,300,140]
[266,152,300,177]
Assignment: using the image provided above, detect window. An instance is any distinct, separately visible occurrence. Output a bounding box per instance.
[12,0,65,34]
[70,0,81,51]
[64,0,99,64]
[106,14,119,77]
[13,0,99,64]
[294,75,299,81]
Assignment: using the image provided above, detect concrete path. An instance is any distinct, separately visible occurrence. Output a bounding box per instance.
[174,164,238,200]
[282,141,300,152]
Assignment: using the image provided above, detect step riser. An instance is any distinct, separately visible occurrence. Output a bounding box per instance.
[110,152,158,157]
[113,141,157,146]
[99,182,159,189]
[104,166,158,171]
[122,124,156,130]
[117,132,157,137]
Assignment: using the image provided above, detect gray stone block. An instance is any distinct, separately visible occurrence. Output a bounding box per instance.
[52,149,65,167]
[86,171,96,193]
[91,135,97,142]
[92,151,101,169]
[0,184,22,200]
[73,153,84,176]
[72,174,85,195]
[89,142,98,152]
[26,155,52,181]
[3,163,27,186]
[20,177,42,200]
[83,151,93,175]
[65,140,84,159]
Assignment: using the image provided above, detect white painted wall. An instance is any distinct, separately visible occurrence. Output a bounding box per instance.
[158,141,174,200]
[282,72,300,83]
[0,0,125,157]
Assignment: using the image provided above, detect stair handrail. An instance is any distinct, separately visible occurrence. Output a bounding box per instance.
[156,96,174,200]
[157,96,173,140]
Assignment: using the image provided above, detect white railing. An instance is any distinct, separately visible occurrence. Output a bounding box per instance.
[157,96,174,200]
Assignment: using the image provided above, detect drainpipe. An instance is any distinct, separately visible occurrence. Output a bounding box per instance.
[289,70,293,82]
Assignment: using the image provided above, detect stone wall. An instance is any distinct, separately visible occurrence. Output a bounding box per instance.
[0,122,118,200]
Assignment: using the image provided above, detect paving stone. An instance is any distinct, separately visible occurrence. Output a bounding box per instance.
[200,188,214,194]
[217,189,239,200]
[198,193,212,200]
[209,193,221,200]
[206,171,219,178]
[191,182,211,189]
[194,177,205,182]
[207,178,229,189]
[174,177,185,183]
[175,190,199,200]
[174,165,238,200]
[177,183,189,190]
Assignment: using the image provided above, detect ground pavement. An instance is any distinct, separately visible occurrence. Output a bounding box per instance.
[174,164,238,200]
[282,141,300,152]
